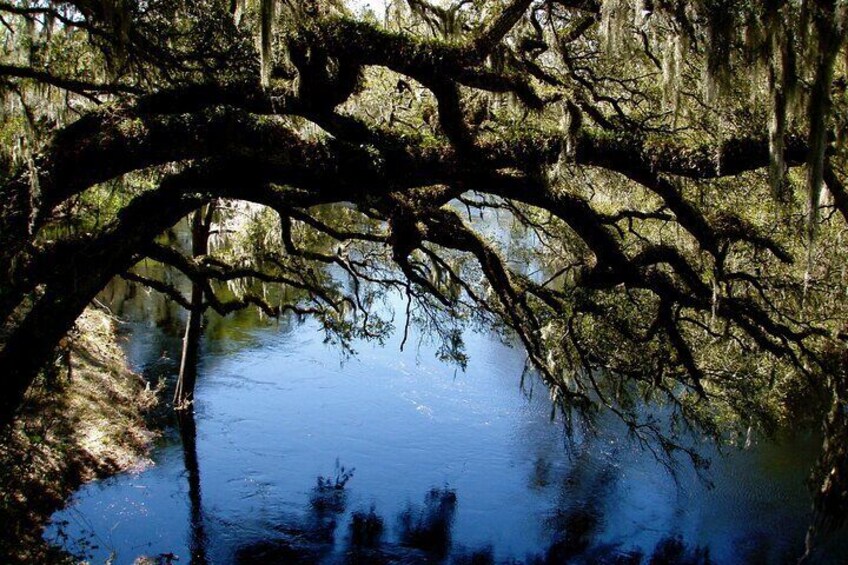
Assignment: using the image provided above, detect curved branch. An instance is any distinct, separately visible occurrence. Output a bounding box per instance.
[0,64,141,98]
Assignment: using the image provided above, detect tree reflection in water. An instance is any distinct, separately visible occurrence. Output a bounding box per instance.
[397,487,457,558]
[226,468,715,565]
[177,409,208,565]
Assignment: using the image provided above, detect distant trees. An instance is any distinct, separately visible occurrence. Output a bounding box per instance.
[1,0,848,552]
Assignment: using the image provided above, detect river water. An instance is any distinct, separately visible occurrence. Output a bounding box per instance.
[45,281,847,564]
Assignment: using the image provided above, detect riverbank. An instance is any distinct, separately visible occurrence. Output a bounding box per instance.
[0,306,159,563]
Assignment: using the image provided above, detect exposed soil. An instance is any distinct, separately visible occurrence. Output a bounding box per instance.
[0,306,159,564]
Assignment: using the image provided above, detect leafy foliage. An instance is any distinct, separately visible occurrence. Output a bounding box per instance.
[2,0,848,553]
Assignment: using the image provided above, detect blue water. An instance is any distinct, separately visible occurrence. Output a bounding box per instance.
[45,298,847,564]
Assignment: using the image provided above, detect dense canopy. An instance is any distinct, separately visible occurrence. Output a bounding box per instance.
[1,0,848,555]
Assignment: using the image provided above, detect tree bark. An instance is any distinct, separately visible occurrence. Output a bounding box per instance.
[803,350,848,560]
[0,186,205,430]
[174,204,213,409]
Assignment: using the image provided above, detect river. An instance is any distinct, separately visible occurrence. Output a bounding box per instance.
[44,277,847,564]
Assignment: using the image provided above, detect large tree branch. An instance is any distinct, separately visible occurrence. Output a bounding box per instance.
[0,64,141,98]
[472,0,534,56]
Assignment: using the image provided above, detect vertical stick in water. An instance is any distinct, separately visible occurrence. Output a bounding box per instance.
[174,205,213,409]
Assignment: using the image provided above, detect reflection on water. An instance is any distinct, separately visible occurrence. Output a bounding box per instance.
[45,281,847,564]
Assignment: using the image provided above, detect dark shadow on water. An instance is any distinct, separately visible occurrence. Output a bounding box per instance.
[544,505,601,563]
[647,536,711,565]
[539,442,617,563]
[451,547,495,565]
[234,481,499,565]
[349,508,384,548]
[397,487,458,558]
[231,476,724,565]
[177,408,208,565]
[235,463,354,564]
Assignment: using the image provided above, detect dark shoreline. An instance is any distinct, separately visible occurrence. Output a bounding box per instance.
[0,307,160,564]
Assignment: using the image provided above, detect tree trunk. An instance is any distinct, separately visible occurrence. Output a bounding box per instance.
[0,288,99,430]
[803,358,848,560]
[174,205,213,409]
[0,188,203,430]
